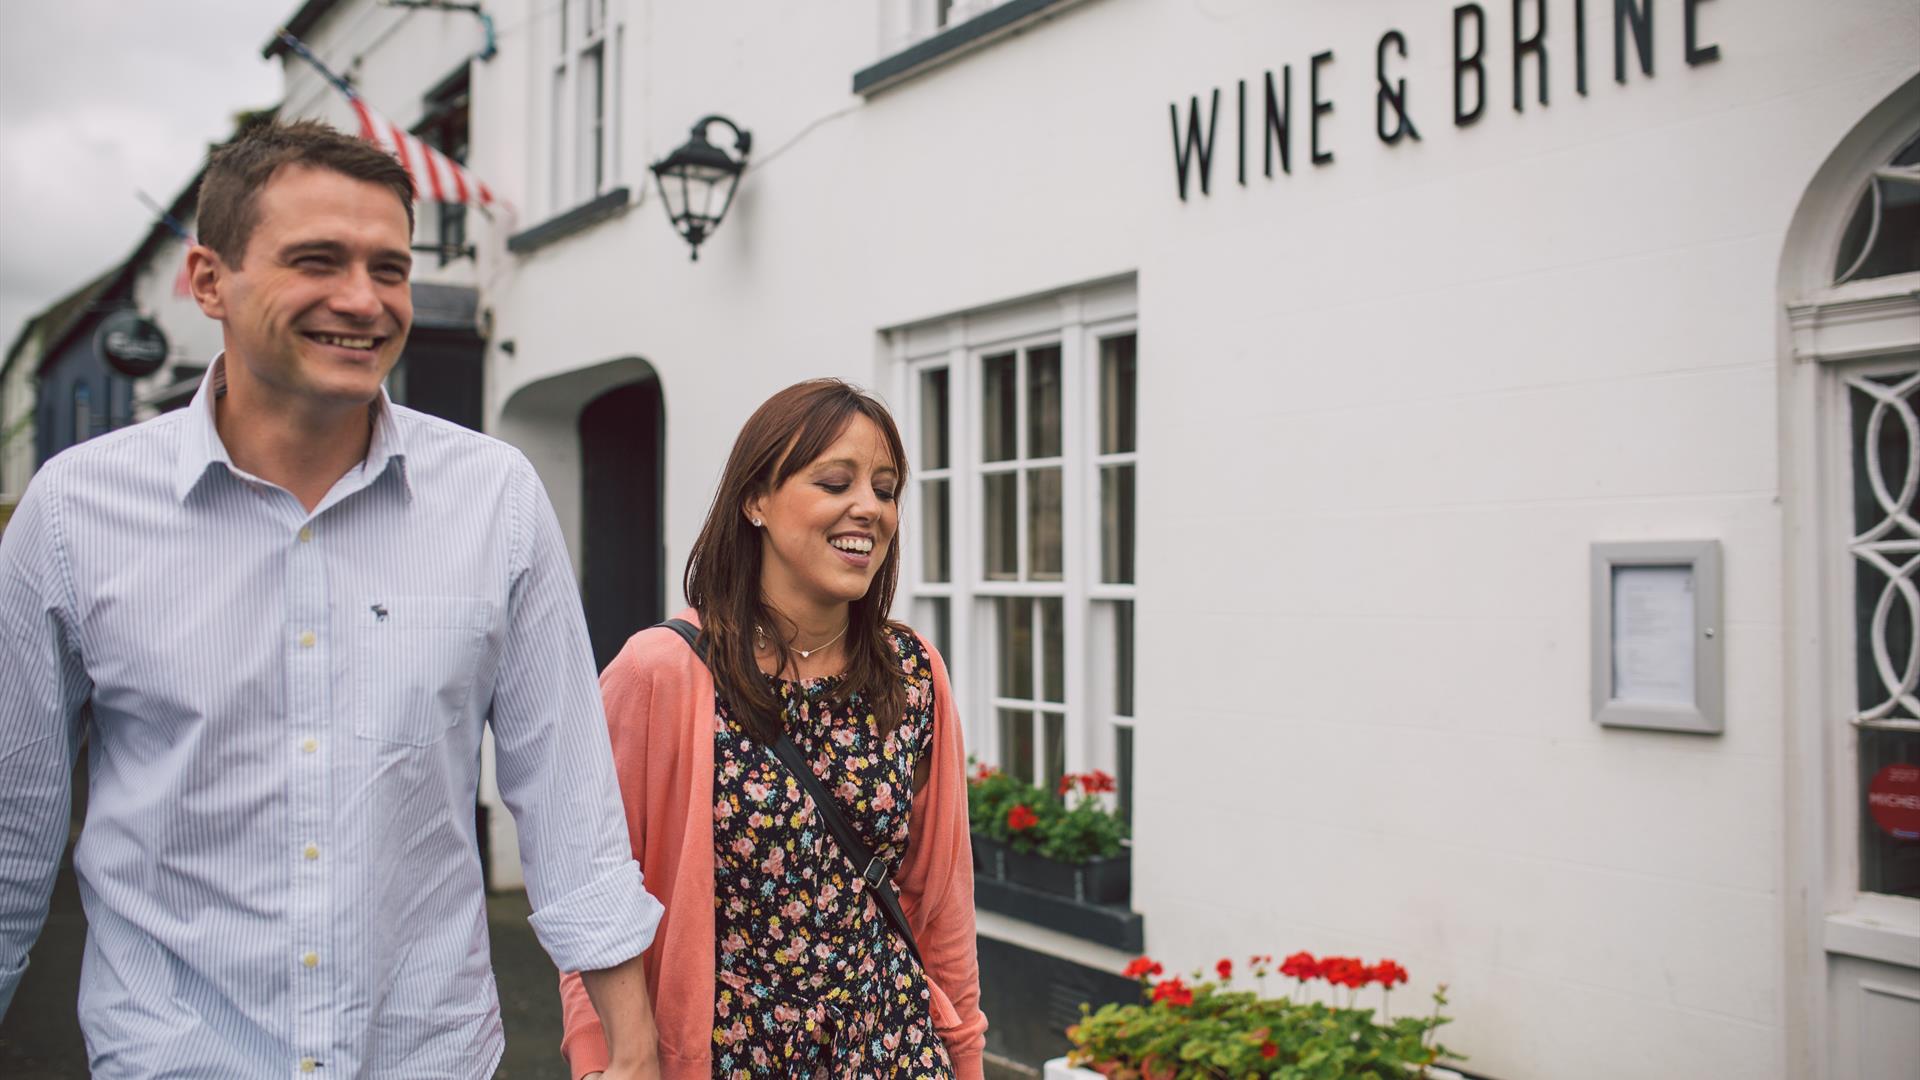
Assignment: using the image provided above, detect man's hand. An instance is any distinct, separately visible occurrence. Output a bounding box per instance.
[582,1065,661,1080]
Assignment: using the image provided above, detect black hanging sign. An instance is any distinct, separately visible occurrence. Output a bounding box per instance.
[95,310,169,379]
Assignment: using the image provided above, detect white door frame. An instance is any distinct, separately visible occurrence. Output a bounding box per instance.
[1778,72,1920,1080]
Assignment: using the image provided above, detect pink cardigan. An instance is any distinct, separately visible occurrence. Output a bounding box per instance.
[558,610,987,1080]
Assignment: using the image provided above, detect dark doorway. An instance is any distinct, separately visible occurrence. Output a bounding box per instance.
[391,332,484,431]
[579,378,665,670]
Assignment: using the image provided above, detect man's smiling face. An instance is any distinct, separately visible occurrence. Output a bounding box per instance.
[209,163,413,410]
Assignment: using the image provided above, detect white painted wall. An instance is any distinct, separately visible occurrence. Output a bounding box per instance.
[1,340,38,498]
[267,0,1920,1075]
[127,222,226,413]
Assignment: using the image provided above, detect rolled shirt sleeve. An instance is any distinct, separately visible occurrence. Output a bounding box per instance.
[488,459,663,974]
[0,468,92,1018]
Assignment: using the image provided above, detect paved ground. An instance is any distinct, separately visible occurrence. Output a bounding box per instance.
[0,850,571,1079]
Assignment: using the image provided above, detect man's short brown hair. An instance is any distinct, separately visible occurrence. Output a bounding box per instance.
[197,119,416,266]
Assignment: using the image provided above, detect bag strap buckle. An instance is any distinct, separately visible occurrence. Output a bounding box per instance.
[862,856,888,890]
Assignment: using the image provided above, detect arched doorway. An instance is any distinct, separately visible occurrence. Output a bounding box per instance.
[579,378,666,669]
[1779,72,1920,1080]
[488,356,665,889]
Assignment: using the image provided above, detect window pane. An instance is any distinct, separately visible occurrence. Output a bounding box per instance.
[917,597,951,664]
[1850,374,1919,721]
[1113,599,1134,718]
[1040,597,1064,704]
[1100,333,1138,455]
[920,367,950,470]
[982,352,1017,462]
[72,383,91,443]
[983,473,1018,580]
[1027,344,1062,459]
[577,45,604,201]
[996,597,1033,699]
[1837,135,1920,283]
[550,66,565,208]
[1100,464,1136,584]
[1116,724,1135,828]
[922,478,950,583]
[1043,713,1066,800]
[999,709,1035,784]
[1028,467,1062,581]
[1859,728,1920,898]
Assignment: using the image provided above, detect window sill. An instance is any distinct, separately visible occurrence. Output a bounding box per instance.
[506,187,632,255]
[853,0,1095,97]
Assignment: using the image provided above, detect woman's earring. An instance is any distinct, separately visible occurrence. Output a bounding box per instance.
[751,517,763,527]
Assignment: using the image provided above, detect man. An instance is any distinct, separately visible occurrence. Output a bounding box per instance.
[0,120,662,1078]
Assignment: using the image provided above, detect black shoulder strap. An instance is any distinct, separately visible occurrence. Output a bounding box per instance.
[654,619,923,966]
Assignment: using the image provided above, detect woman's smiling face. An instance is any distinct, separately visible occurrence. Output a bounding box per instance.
[747,413,901,615]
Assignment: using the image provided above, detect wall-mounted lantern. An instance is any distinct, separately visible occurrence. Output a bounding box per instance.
[650,115,752,261]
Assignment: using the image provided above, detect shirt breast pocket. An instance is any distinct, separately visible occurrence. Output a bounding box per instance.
[352,596,494,747]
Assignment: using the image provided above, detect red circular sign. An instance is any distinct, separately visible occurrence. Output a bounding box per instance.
[1868,764,1920,840]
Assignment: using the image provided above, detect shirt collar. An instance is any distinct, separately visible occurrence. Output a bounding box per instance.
[172,353,413,503]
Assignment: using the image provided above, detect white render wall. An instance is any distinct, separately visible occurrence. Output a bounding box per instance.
[278,1,488,289]
[442,2,1917,1078]
[128,224,225,414]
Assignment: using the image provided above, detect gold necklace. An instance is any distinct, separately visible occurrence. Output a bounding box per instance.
[755,621,850,660]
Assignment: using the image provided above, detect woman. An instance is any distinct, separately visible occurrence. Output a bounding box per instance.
[559,379,986,1080]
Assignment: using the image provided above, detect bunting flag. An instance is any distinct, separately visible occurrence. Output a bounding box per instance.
[275,29,500,209]
[135,191,198,297]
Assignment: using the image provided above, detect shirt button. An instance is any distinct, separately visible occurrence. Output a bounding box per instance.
[303,843,320,861]
[301,737,319,754]
[298,630,316,648]
[300,1058,317,1073]
[302,951,319,968]
[298,527,313,543]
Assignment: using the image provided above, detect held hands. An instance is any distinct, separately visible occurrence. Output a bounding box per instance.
[582,1064,661,1080]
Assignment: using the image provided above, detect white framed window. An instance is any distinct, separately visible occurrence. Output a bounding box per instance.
[548,0,622,214]
[892,278,1137,819]
[879,0,1000,52]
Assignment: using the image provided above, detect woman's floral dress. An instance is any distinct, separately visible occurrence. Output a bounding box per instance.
[710,628,954,1080]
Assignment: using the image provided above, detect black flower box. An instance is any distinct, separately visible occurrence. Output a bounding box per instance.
[970,834,1130,906]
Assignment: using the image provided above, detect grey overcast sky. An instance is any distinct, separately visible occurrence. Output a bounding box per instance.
[0,0,284,353]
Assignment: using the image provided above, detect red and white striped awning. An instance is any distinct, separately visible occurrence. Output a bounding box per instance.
[349,99,497,209]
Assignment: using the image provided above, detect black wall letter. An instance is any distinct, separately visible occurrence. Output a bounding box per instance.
[1615,0,1653,83]
[1376,31,1422,145]
[1170,89,1220,201]
[1238,79,1248,186]
[1310,50,1335,166]
[1454,4,1486,126]
[1264,67,1292,177]
[1685,0,1720,65]
[1575,0,1589,95]
[1513,0,1548,111]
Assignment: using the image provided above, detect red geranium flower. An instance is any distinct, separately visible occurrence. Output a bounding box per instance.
[1321,956,1370,988]
[1057,773,1078,796]
[1369,960,1409,987]
[1260,1042,1278,1059]
[1082,769,1117,794]
[1123,956,1163,979]
[1279,951,1320,981]
[1150,977,1192,1007]
[1215,958,1233,981]
[1007,804,1039,832]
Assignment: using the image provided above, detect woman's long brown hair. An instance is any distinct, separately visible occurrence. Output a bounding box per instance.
[684,378,912,743]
